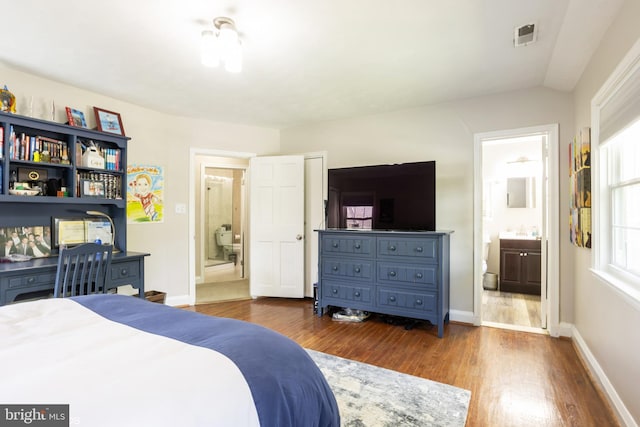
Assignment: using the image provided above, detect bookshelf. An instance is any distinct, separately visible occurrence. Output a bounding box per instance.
[0,111,129,251]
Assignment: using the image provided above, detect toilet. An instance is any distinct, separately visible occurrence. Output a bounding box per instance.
[482,234,498,290]
[215,226,241,262]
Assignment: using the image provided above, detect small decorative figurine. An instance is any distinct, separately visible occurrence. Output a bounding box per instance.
[0,85,16,113]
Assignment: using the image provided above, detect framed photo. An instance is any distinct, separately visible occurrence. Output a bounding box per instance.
[52,217,112,249]
[80,179,106,198]
[65,107,87,128]
[93,107,125,135]
[0,225,52,259]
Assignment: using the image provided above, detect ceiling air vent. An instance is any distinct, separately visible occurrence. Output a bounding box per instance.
[514,23,537,47]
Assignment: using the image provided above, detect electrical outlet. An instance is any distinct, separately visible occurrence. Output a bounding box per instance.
[175,203,186,214]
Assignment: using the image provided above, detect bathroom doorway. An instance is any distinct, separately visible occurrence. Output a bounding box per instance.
[195,154,250,304]
[474,124,560,335]
[204,168,243,271]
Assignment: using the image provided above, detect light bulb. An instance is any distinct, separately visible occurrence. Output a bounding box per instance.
[201,30,219,67]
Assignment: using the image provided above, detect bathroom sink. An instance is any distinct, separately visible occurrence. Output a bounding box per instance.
[499,231,539,240]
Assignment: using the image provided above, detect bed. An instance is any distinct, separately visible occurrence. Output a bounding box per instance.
[0,294,340,426]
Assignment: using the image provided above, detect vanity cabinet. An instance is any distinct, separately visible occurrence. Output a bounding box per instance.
[499,238,541,295]
[316,229,452,337]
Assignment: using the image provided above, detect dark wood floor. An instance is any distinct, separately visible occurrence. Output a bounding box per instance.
[187,297,620,427]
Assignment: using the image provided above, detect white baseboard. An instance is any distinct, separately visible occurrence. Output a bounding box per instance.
[572,326,637,427]
[450,309,474,325]
[554,321,573,338]
[165,294,192,307]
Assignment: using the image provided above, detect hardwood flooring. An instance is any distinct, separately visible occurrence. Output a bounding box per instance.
[188,297,620,427]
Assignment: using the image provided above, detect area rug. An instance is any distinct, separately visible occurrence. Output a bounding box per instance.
[306,349,470,427]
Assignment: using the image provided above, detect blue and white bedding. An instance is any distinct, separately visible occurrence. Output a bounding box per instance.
[0,294,340,427]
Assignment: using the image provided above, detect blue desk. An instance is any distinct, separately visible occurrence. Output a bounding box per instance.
[0,251,149,305]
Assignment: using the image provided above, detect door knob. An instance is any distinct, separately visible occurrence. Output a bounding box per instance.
[296,234,303,240]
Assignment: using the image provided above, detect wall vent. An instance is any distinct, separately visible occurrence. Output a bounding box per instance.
[514,23,537,47]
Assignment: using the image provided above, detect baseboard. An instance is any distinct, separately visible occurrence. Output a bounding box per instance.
[572,326,637,427]
[449,309,474,325]
[554,321,573,338]
[165,294,192,307]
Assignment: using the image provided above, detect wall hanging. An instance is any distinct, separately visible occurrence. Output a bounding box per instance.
[569,127,591,248]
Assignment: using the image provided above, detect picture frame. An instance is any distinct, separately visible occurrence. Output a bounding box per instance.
[65,107,87,128]
[52,217,112,249]
[0,225,52,259]
[80,179,106,198]
[93,107,125,135]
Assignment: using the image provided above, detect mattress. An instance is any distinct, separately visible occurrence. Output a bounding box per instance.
[0,294,340,426]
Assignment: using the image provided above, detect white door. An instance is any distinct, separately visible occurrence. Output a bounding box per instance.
[249,155,305,298]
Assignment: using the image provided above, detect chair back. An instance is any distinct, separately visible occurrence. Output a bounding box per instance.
[54,243,113,298]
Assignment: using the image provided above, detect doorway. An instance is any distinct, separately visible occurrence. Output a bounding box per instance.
[193,153,251,304]
[474,125,560,335]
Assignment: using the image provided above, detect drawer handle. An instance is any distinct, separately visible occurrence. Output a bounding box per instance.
[27,277,36,284]
[120,268,129,275]
[389,295,396,302]
[388,245,396,251]
[332,288,338,294]
[332,265,339,271]
[415,272,423,279]
[415,247,423,253]
[415,299,423,305]
[354,266,361,273]
[332,242,339,248]
[354,291,361,297]
[354,243,361,249]
[389,271,396,277]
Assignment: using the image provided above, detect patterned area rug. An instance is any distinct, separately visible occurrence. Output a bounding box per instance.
[307,349,470,427]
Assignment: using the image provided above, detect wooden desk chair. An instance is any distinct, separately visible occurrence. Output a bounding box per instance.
[54,243,113,298]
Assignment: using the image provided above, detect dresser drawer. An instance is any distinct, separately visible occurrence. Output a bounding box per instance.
[377,262,437,287]
[377,237,438,262]
[322,257,374,282]
[322,235,374,257]
[377,287,437,313]
[322,281,373,304]
[6,272,56,289]
[110,261,140,284]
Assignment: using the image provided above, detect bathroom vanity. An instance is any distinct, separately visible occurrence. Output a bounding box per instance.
[499,238,541,295]
[315,229,452,337]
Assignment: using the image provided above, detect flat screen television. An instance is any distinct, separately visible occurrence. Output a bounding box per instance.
[327,161,436,231]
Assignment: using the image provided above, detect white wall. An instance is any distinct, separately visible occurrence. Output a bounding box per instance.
[0,63,280,302]
[572,0,640,424]
[280,87,573,315]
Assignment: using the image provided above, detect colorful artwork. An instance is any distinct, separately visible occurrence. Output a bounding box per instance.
[126,165,164,223]
[569,127,591,248]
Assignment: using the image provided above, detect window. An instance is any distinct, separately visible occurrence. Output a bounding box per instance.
[593,39,640,303]
[606,119,640,277]
[344,205,373,229]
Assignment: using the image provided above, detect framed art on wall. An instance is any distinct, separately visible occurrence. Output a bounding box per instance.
[93,107,125,135]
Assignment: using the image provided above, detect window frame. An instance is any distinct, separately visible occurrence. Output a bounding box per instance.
[591,39,640,308]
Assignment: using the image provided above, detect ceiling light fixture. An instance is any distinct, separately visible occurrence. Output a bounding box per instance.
[201,17,242,73]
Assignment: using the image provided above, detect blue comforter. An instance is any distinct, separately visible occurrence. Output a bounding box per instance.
[73,294,340,427]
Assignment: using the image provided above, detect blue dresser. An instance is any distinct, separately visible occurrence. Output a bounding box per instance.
[316,229,452,337]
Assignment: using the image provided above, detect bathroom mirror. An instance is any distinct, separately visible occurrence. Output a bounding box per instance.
[507,177,536,208]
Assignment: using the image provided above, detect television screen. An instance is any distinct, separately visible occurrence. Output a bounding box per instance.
[327,161,436,231]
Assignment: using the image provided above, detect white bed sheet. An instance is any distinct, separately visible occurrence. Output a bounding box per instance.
[0,298,260,427]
